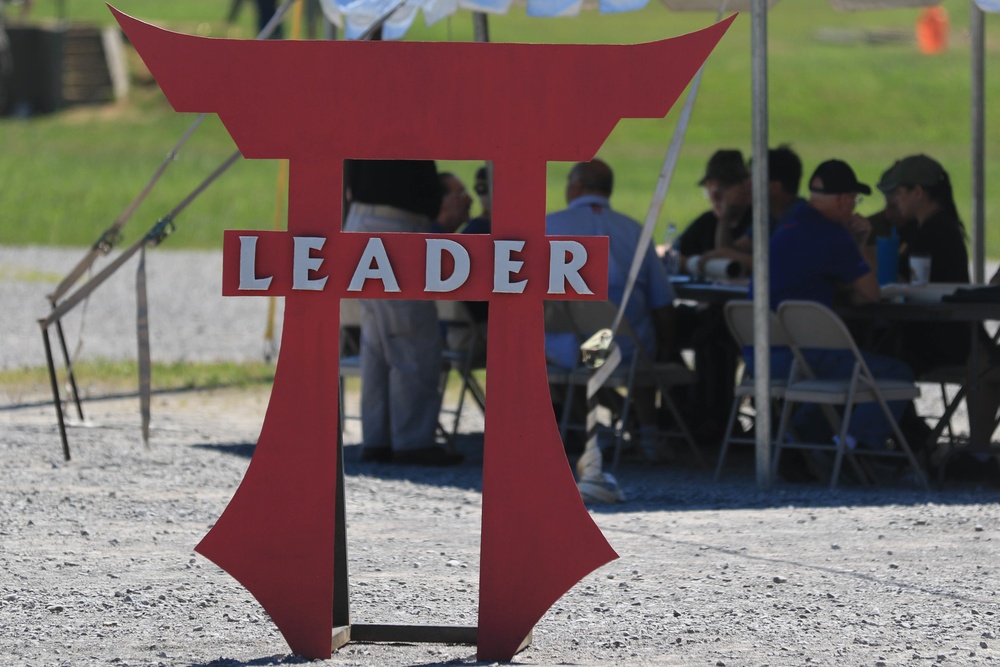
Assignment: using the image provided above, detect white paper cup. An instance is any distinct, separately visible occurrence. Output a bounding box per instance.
[910,255,932,285]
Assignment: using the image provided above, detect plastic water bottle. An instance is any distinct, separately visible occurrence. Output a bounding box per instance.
[662,222,680,275]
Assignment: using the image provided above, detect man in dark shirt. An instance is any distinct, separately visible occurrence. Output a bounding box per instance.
[675,149,752,276]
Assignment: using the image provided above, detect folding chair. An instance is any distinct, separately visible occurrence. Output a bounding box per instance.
[714,300,789,480]
[544,300,704,470]
[917,365,969,448]
[774,300,927,489]
[437,300,487,439]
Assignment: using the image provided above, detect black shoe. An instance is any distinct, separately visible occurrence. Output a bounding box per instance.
[393,446,464,467]
[359,446,392,463]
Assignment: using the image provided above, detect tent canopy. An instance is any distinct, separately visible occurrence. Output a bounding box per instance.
[318,0,986,40]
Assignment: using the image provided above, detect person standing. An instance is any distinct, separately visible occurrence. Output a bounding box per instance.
[344,160,462,466]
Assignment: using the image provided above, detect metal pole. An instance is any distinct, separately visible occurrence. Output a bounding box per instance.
[41,326,71,461]
[472,12,490,43]
[970,0,986,284]
[751,0,771,489]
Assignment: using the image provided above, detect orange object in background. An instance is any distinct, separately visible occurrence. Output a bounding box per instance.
[916,6,949,54]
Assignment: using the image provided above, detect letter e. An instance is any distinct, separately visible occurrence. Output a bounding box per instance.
[293,237,329,291]
[494,240,527,294]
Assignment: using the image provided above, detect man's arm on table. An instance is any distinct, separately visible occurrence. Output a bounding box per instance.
[848,271,880,305]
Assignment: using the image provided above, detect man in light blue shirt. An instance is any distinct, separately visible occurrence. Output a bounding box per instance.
[545,159,677,458]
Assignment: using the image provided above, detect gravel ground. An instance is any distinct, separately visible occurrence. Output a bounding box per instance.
[3,246,1000,667]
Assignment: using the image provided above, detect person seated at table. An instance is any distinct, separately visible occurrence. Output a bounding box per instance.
[876,155,972,375]
[749,159,916,458]
[653,150,756,436]
[459,166,492,325]
[668,149,753,276]
[867,161,918,252]
[727,144,806,255]
[436,172,489,354]
[763,144,805,230]
[434,172,473,233]
[462,165,491,235]
[545,159,678,461]
[880,156,1000,460]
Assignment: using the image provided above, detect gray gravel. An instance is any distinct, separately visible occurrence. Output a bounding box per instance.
[3,246,1000,667]
[1,245,283,371]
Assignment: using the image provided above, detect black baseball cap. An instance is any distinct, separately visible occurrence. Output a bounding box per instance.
[698,149,749,187]
[808,159,872,196]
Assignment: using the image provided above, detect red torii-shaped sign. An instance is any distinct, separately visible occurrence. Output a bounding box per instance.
[112,7,733,661]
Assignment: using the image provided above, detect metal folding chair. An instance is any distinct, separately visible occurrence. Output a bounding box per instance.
[544,300,703,470]
[437,300,487,439]
[714,300,789,481]
[774,300,927,489]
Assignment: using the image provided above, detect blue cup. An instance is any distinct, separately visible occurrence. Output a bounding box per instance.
[876,231,899,286]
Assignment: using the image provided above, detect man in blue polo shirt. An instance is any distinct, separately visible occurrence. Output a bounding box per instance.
[546,159,677,460]
[752,159,914,453]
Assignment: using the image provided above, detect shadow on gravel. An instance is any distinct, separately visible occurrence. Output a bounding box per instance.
[193,442,258,458]
[188,655,308,667]
[189,436,1000,512]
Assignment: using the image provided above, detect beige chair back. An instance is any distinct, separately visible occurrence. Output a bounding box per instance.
[723,299,790,349]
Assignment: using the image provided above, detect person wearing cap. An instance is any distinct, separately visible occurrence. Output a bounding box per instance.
[878,155,1000,465]
[877,155,972,373]
[668,149,753,275]
[659,150,753,435]
[869,161,915,239]
[750,158,915,457]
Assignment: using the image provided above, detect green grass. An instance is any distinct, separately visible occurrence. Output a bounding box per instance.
[0,358,276,394]
[2,0,1000,252]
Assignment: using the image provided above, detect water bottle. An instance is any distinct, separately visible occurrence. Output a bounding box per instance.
[662,222,680,275]
[876,227,899,286]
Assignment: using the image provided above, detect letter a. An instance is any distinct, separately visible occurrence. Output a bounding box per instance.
[348,238,400,293]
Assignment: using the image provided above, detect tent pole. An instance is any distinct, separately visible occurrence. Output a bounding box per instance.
[751,0,771,489]
[473,12,489,42]
[970,0,985,284]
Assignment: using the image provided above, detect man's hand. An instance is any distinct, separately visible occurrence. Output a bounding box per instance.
[847,213,872,247]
